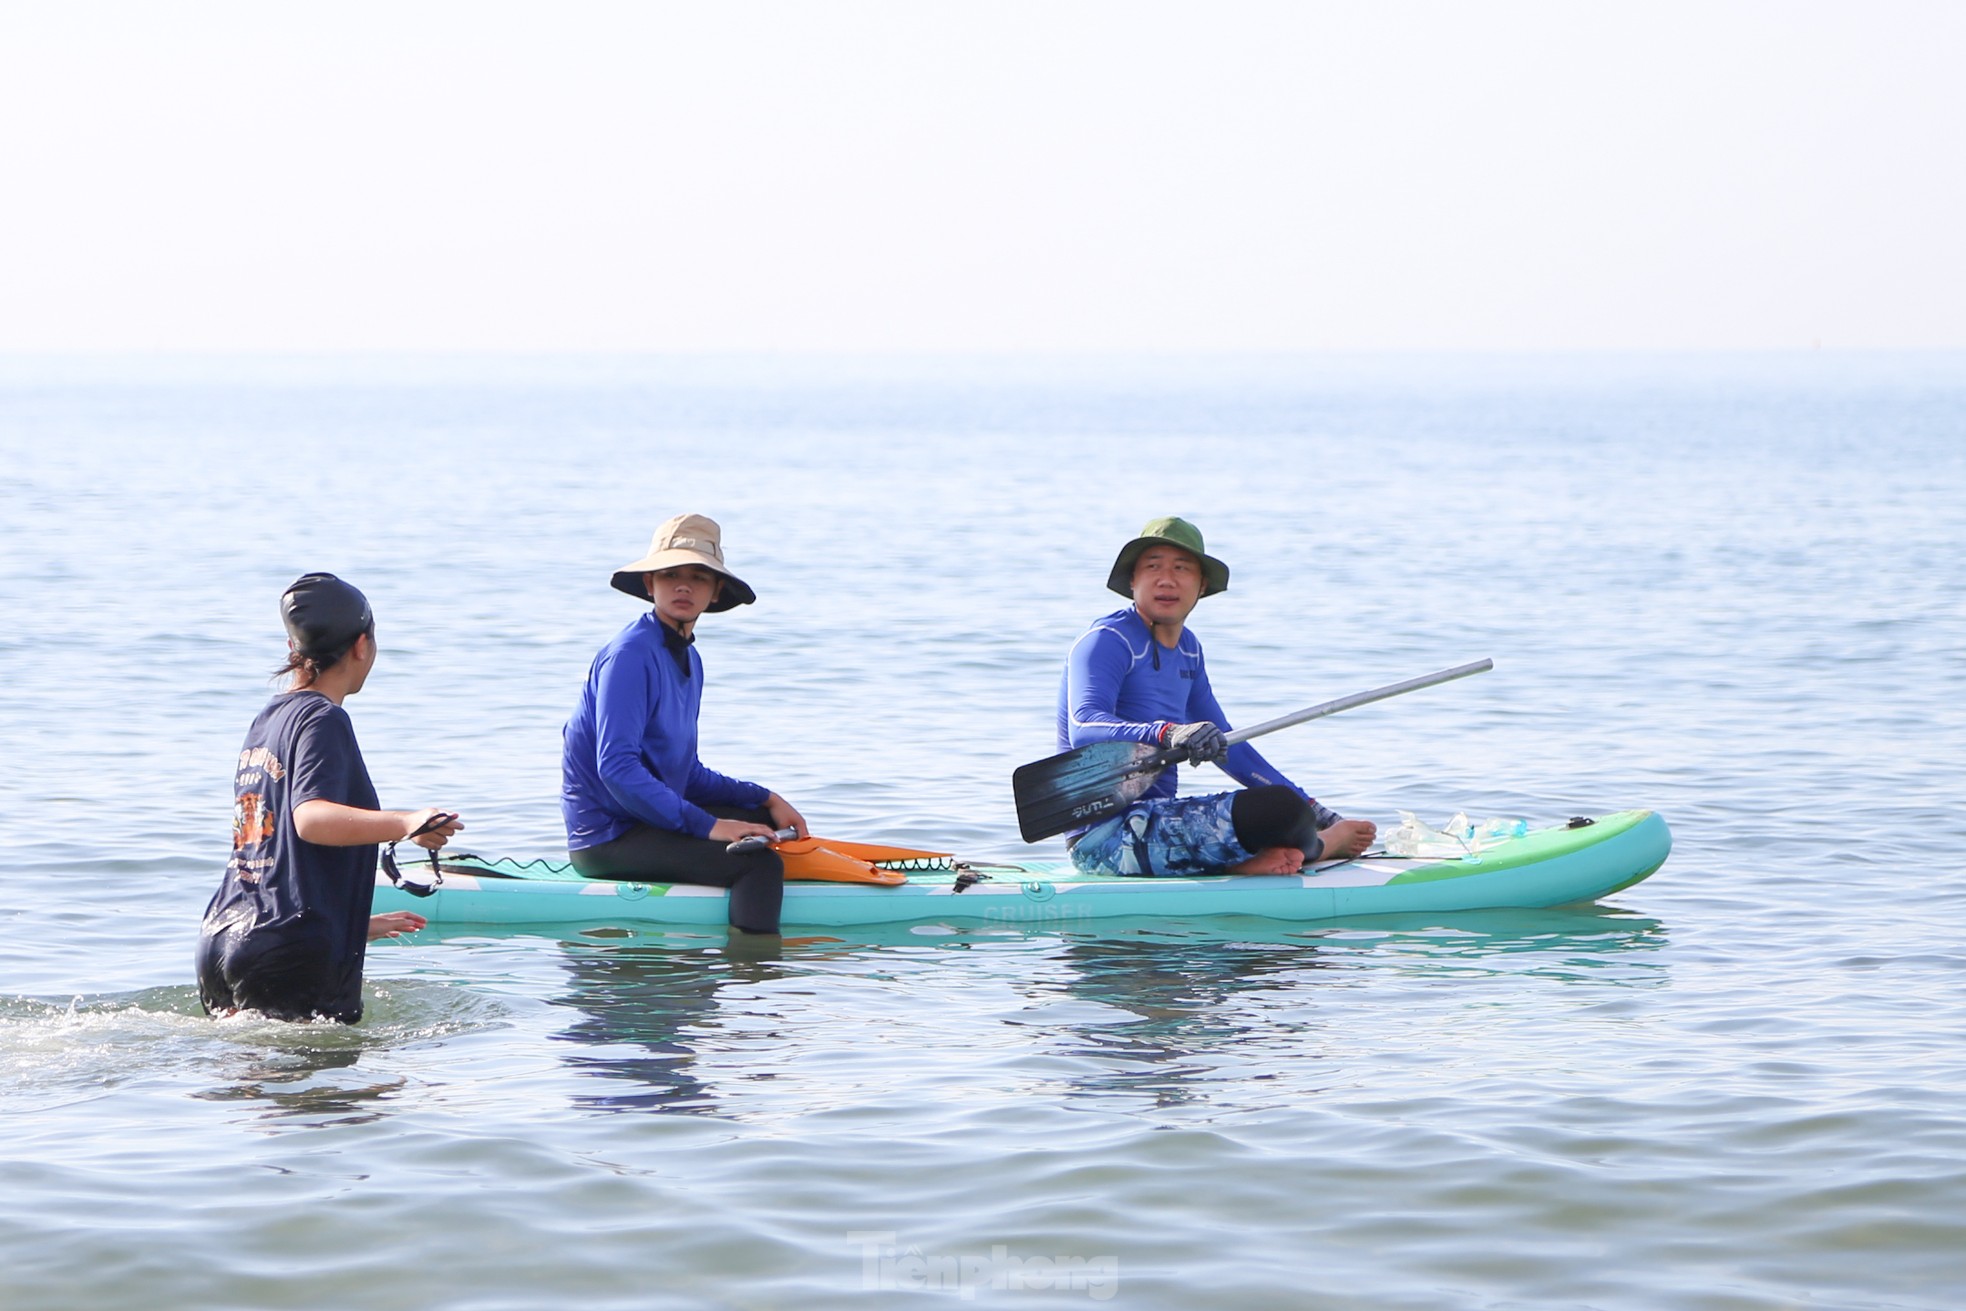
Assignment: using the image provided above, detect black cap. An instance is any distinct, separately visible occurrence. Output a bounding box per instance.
[280,573,373,660]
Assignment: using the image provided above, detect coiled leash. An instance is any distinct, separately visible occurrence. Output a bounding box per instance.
[381,811,458,898]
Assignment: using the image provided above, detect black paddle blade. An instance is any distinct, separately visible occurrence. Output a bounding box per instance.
[1012,739,1173,843]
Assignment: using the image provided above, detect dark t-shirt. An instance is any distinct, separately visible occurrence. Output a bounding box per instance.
[199,690,380,1021]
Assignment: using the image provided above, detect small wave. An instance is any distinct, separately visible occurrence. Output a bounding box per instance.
[0,979,511,1117]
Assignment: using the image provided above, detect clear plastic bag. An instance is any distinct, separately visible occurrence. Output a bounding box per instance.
[1382,811,1527,860]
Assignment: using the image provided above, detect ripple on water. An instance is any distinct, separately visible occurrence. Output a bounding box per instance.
[0,980,511,1121]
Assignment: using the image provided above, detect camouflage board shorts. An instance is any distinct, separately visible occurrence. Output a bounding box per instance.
[1068,792,1251,878]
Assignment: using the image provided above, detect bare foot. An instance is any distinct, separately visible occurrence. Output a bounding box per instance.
[1228,846,1306,875]
[1317,819,1377,861]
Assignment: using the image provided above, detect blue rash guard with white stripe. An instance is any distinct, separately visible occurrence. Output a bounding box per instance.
[562,612,769,850]
[1055,607,1309,806]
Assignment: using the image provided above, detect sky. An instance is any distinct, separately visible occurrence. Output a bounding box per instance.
[1,0,1962,353]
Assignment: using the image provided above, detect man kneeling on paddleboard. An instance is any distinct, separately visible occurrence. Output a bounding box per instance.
[1057,517,1375,877]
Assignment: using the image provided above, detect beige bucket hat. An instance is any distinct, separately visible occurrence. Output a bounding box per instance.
[610,513,757,611]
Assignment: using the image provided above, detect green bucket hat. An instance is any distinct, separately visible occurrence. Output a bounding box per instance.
[1106,516,1231,599]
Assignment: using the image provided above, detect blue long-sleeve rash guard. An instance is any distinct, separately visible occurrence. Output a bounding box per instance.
[562,612,768,849]
[1055,607,1310,807]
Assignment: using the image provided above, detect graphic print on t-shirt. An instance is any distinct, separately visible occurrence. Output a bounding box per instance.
[231,745,285,884]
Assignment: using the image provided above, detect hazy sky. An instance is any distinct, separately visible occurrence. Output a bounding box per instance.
[2,1,1961,352]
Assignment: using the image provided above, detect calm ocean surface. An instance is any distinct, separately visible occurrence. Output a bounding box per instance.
[2,353,1963,1309]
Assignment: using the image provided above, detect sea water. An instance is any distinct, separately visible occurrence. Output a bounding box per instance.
[1,352,1962,1309]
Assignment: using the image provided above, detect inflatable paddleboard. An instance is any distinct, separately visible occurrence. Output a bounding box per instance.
[372,810,1670,930]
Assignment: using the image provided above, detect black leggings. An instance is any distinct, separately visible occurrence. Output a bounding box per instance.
[569,806,785,934]
[1231,786,1322,858]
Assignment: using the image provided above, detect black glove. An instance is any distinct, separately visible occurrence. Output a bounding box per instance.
[1162,721,1227,764]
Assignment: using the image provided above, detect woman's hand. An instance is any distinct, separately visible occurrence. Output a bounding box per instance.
[764,792,810,840]
[709,817,778,844]
[369,910,428,940]
[404,809,464,850]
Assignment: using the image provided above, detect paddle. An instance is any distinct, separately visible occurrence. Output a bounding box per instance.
[1012,658,1494,843]
[727,826,798,854]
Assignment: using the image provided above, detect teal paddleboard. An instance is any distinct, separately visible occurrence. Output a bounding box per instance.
[372,810,1670,929]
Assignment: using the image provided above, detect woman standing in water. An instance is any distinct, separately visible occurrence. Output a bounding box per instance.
[198,573,462,1023]
[561,514,808,935]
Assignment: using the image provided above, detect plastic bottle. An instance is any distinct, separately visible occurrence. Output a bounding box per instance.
[1384,811,1428,857]
[1385,811,1490,860]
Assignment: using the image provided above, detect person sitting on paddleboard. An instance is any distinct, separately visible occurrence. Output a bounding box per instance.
[561,513,809,934]
[1059,517,1376,877]
[197,573,461,1024]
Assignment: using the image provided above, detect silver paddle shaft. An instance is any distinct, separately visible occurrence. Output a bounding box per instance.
[1223,659,1494,748]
